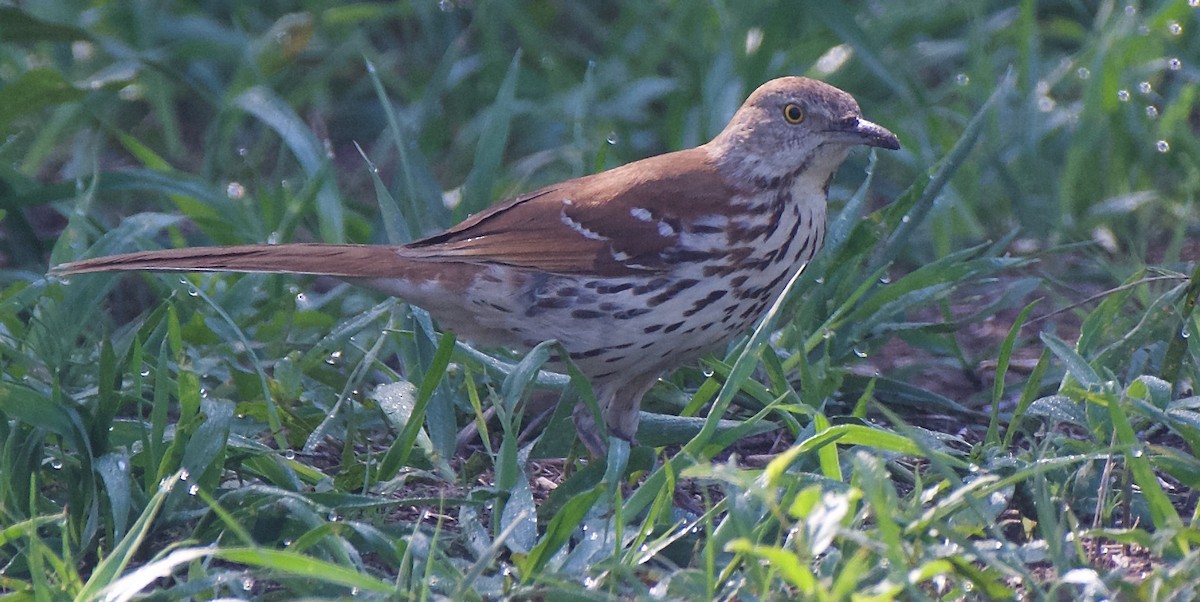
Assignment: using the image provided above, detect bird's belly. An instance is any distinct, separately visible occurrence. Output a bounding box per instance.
[423,194,826,376]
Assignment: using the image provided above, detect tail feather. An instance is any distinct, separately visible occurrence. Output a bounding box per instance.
[51,244,415,279]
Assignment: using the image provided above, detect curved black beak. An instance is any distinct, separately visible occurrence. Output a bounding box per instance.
[832,117,900,150]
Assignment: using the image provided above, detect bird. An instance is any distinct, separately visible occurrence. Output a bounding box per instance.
[52,76,900,457]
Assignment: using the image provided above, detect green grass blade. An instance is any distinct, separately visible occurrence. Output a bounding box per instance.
[234,86,344,243]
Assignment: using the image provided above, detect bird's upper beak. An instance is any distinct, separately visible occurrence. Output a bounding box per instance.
[830,117,901,150]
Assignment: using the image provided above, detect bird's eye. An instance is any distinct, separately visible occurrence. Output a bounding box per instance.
[783,103,805,124]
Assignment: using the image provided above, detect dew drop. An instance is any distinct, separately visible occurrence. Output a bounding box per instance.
[954,73,969,86]
[50,458,63,469]
[179,469,189,480]
[140,369,150,377]
[1131,447,1144,458]
[242,576,254,591]
[188,483,199,495]
[1138,81,1152,95]
[814,277,825,284]
[702,368,714,378]
[1191,0,1199,7]
[284,449,296,460]
[1117,89,1130,102]
[295,292,307,304]
[879,276,891,284]
[1124,5,1136,16]
[1146,105,1159,119]
[117,459,127,471]
[901,214,911,223]
[1156,140,1170,153]
[1075,67,1090,80]
[225,181,246,200]
[1182,328,1191,339]
[236,147,248,157]
[853,348,868,358]
[438,0,454,11]
[267,232,281,245]
[326,350,342,365]
[328,511,340,522]
[187,286,199,297]
[744,27,764,55]
[1168,21,1182,35]
[606,131,618,145]
[1167,58,1182,71]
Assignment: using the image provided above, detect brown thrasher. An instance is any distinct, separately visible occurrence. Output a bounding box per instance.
[53,77,899,456]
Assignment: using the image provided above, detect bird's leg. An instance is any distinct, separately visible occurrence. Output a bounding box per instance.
[605,372,662,444]
[571,372,663,457]
[571,392,611,458]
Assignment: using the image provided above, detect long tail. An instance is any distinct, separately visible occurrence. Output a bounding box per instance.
[51,244,419,279]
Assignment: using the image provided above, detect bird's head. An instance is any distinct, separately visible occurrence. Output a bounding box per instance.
[706,76,899,189]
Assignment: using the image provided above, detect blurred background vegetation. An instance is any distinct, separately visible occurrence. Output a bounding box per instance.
[1,1,1199,599]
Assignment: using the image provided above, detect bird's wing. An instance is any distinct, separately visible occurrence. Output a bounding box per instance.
[404,147,738,277]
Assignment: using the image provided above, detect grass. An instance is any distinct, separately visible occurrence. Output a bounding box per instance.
[1,0,1199,599]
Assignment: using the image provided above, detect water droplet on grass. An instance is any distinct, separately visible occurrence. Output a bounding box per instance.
[1117,89,1130,102]
[1157,140,1170,153]
[744,27,764,55]
[955,73,969,86]
[1146,105,1159,119]
[606,132,618,145]
[1138,81,1152,95]
[1076,67,1090,79]
[1168,21,1182,35]
[1167,57,1182,71]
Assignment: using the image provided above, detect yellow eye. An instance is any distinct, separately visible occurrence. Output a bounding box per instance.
[783,103,805,124]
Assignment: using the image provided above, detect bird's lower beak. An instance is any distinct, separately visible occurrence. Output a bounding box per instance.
[835,118,901,150]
